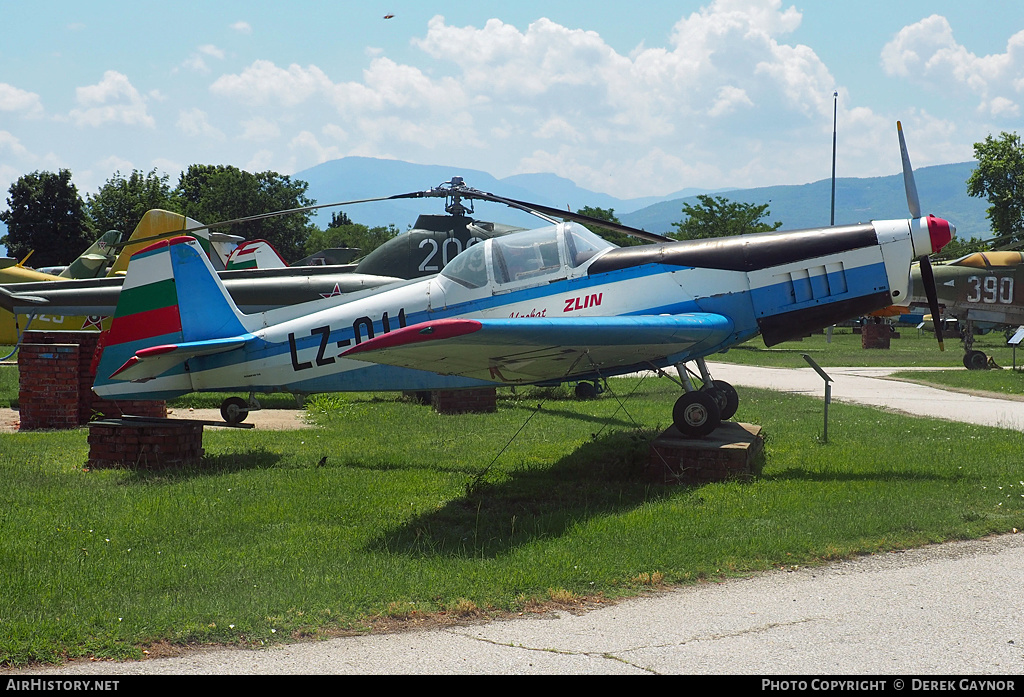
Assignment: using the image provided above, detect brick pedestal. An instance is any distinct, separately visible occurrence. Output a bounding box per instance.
[18,330,165,430]
[860,323,891,349]
[88,419,204,469]
[431,388,498,414]
[17,343,81,430]
[646,422,764,485]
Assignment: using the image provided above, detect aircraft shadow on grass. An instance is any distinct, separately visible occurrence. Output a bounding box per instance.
[364,429,675,559]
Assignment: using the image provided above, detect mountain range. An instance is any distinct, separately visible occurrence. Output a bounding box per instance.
[295,157,991,241]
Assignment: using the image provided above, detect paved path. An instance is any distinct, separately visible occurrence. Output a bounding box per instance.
[8,365,1024,676]
[0,407,313,433]
[707,362,1024,430]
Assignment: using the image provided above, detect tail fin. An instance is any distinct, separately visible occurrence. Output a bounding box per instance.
[94,236,255,388]
[226,239,289,270]
[105,209,245,276]
[205,231,246,270]
[59,229,124,279]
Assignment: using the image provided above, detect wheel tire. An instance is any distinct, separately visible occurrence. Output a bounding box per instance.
[701,380,739,421]
[574,381,599,400]
[220,396,249,424]
[963,350,989,371]
[672,391,721,438]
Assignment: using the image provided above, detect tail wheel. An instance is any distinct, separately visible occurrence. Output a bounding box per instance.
[701,380,739,421]
[672,391,721,438]
[220,396,249,424]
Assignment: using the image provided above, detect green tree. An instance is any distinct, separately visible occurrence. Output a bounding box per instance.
[575,206,647,247]
[670,194,782,240]
[967,131,1024,247]
[304,211,398,258]
[0,169,94,266]
[174,165,317,262]
[87,169,177,236]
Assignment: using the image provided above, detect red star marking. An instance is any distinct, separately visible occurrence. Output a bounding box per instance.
[320,283,343,299]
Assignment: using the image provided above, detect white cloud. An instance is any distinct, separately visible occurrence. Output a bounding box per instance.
[882,16,1024,119]
[231,21,252,35]
[532,117,582,142]
[97,155,134,176]
[210,60,333,106]
[70,71,155,128]
[239,116,281,142]
[176,108,225,139]
[151,158,183,180]
[193,1,971,196]
[0,84,44,118]
[199,45,225,60]
[184,44,227,73]
[322,124,349,142]
[245,149,275,172]
[0,130,31,160]
[984,96,1020,118]
[290,130,342,164]
[707,86,753,117]
[398,1,842,191]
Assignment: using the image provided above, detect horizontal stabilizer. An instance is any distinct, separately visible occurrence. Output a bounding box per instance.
[109,335,253,382]
[0,286,48,308]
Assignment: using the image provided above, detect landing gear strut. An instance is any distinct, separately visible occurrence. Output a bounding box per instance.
[959,320,990,370]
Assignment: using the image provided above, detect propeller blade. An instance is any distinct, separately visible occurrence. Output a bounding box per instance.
[897,121,922,219]
[918,254,944,351]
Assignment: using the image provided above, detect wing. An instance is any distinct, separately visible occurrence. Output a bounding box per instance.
[341,314,734,383]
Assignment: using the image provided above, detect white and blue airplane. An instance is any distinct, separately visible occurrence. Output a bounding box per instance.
[92,124,955,437]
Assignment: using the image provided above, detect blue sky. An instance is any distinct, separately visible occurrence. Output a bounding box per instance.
[1,0,1022,237]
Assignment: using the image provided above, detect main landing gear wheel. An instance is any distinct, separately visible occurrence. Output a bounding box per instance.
[220,396,249,424]
[701,380,739,421]
[963,350,989,370]
[672,391,721,438]
[574,381,600,400]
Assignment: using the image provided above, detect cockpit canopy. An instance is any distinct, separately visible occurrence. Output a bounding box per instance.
[440,222,615,289]
[949,251,1024,269]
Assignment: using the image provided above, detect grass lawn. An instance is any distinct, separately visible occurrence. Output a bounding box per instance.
[2,375,1022,666]
[711,325,1017,370]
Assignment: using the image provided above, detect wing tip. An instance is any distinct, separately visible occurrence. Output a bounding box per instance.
[343,319,483,357]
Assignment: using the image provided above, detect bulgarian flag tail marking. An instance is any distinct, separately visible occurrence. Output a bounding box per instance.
[105,239,183,348]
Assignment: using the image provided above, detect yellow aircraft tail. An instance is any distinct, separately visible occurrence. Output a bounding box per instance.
[105,209,243,275]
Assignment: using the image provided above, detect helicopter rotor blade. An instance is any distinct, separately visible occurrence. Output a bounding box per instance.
[110,193,424,249]
[456,190,673,243]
